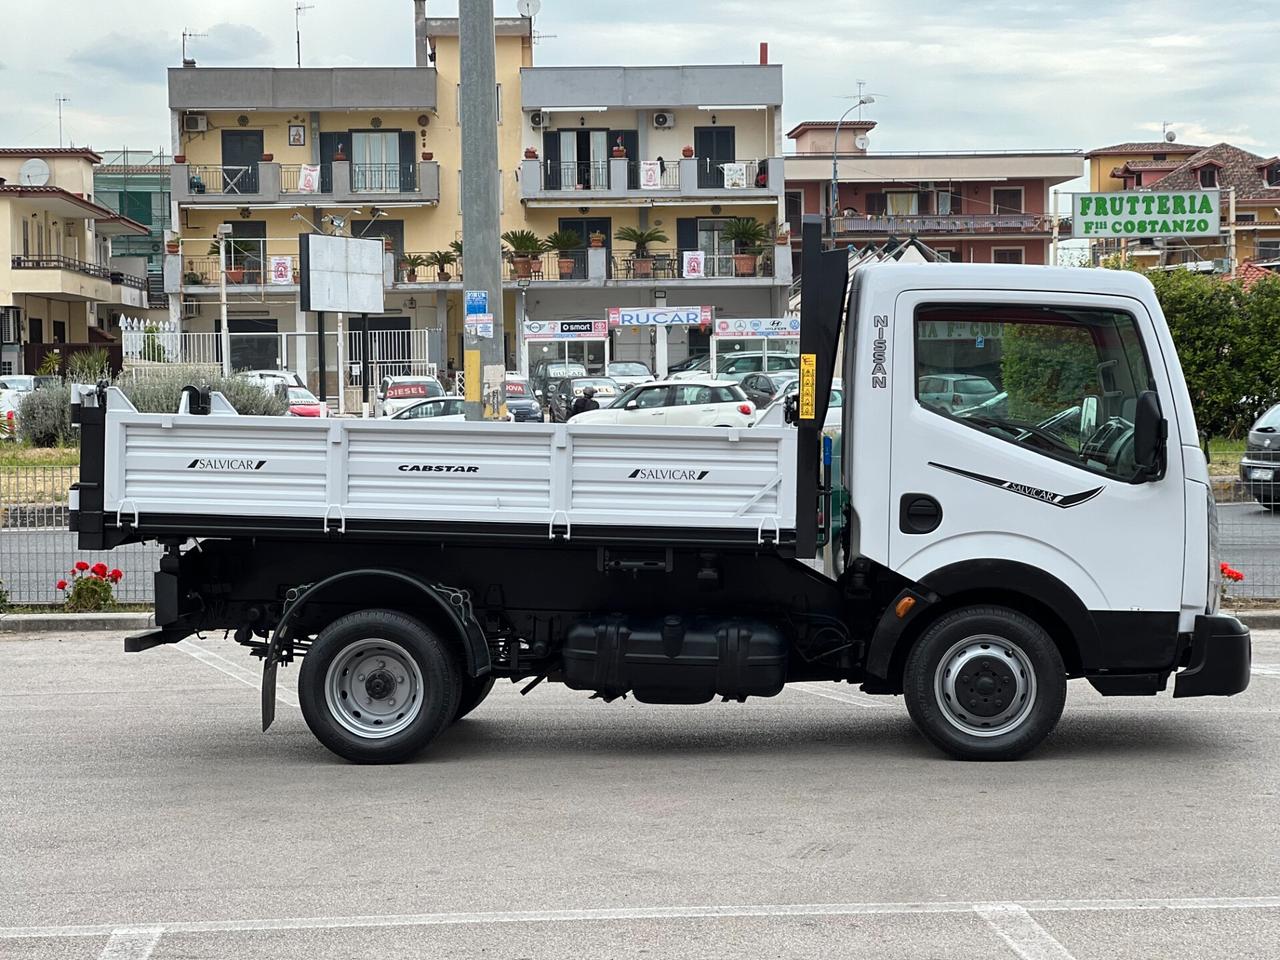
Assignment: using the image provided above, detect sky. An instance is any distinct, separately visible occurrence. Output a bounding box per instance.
[1,0,1274,160]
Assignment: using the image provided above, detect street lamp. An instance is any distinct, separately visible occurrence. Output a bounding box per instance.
[830,95,875,226]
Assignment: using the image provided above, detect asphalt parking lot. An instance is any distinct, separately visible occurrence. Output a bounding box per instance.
[2,628,1278,960]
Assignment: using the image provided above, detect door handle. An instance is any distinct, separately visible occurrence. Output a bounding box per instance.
[899,494,943,535]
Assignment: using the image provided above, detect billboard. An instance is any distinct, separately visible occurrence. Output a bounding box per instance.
[523,319,608,340]
[1074,190,1220,239]
[607,306,713,327]
[299,233,385,314]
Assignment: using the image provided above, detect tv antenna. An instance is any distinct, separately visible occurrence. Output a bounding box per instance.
[295,3,315,68]
[182,29,207,64]
[55,94,70,147]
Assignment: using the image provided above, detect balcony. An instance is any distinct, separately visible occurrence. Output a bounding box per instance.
[172,160,441,206]
[10,255,115,301]
[831,213,1069,236]
[520,157,783,204]
[610,248,776,280]
[180,253,300,288]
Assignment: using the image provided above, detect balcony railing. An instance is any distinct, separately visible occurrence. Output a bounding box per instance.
[180,253,298,286]
[352,162,417,193]
[280,163,333,193]
[610,248,776,280]
[110,271,146,289]
[502,250,588,282]
[627,159,681,190]
[11,254,112,280]
[696,158,770,189]
[186,163,260,195]
[832,213,1065,234]
[538,160,611,191]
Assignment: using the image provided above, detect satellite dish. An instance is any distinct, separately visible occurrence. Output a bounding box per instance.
[19,158,50,186]
[1165,130,1177,142]
[517,0,541,17]
[854,134,870,151]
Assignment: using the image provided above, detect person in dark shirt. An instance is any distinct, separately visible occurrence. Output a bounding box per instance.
[570,385,599,418]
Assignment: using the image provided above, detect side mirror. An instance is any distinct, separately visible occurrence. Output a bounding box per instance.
[1079,395,1098,441]
[783,392,799,425]
[534,389,542,397]
[1133,390,1167,478]
[625,400,639,410]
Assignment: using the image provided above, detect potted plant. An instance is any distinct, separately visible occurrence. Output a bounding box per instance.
[421,150,433,161]
[721,217,770,277]
[614,226,668,279]
[400,253,428,282]
[524,146,539,160]
[588,231,605,248]
[334,143,347,162]
[501,229,548,280]
[165,236,181,255]
[546,229,583,279]
[423,249,458,281]
[448,239,464,278]
[173,154,187,164]
[208,239,253,283]
[681,145,694,158]
[382,236,395,253]
[183,270,203,285]
[611,136,627,159]
[261,152,274,162]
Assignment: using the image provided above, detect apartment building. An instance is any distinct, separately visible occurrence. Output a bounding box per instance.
[163,5,788,400]
[0,148,149,376]
[784,121,1082,266]
[93,149,173,307]
[1085,139,1280,269]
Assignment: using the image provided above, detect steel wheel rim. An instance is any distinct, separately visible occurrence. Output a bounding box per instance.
[934,633,1037,738]
[324,638,424,739]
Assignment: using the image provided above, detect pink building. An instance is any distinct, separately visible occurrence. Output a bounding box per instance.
[784,121,1082,266]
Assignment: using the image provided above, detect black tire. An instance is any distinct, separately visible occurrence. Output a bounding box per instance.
[903,605,1066,761]
[299,609,461,763]
[453,674,495,722]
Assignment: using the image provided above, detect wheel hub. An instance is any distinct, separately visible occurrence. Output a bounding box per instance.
[935,635,1036,737]
[324,639,424,740]
[364,669,397,700]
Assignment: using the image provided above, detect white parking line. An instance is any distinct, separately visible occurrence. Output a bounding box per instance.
[976,903,1077,960]
[789,682,888,708]
[3,894,1278,941]
[98,927,162,959]
[1252,663,1280,678]
[172,640,299,709]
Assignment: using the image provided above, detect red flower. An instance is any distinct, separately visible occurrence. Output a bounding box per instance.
[56,579,68,591]
[1220,562,1245,583]
[109,569,123,583]
[74,561,90,572]
[91,562,109,578]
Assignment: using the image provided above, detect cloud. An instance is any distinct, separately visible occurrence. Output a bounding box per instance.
[199,22,272,63]
[68,32,171,82]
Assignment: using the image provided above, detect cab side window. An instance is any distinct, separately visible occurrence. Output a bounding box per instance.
[914,304,1157,482]
[635,386,670,408]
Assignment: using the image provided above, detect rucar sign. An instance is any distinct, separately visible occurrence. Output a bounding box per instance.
[1074,191,1220,239]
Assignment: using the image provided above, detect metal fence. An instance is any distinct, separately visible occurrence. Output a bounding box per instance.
[0,465,161,606]
[1213,479,1279,601]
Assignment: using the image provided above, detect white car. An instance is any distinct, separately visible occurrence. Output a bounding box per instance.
[391,396,466,421]
[670,351,802,383]
[756,378,844,430]
[238,369,306,392]
[570,379,756,427]
[374,375,447,418]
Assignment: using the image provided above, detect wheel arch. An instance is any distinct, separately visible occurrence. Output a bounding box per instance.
[281,568,491,677]
[865,560,1097,693]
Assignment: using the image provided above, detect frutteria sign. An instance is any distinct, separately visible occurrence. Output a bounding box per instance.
[1074,190,1220,238]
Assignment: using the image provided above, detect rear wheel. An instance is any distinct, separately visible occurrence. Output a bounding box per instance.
[299,609,461,763]
[903,605,1066,761]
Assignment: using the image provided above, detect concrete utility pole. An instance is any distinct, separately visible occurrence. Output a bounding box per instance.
[459,0,506,420]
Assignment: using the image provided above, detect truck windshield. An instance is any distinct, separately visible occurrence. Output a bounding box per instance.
[915,304,1157,482]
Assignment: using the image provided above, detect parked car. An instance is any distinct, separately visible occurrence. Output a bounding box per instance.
[571,379,755,427]
[529,359,587,405]
[284,386,327,417]
[0,375,61,392]
[671,351,801,383]
[549,376,621,423]
[605,361,654,390]
[238,369,305,393]
[757,378,844,430]
[666,353,709,375]
[0,375,60,439]
[918,373,999,414]
[374,375,446,418]
[504,376,543,422]
[1241,402,1280,509]
[391,396,466,421]
[740,371,800,409]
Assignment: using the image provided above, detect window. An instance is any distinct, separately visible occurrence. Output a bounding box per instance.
[53,321,67,343]
[1152,153,1167,161]
[1258,240,1280,261]
[673,384,744,405]
[628,385,670,408]
[864,192,887,216]
[885,191,919,216]
[1236,212,1256,223]
[935,249,956,262]
[993,248,1024,264]
[914,303,1158,481]
[1267,165,1280,187]
[1198,166,1218,188]
[992,188,1023,214]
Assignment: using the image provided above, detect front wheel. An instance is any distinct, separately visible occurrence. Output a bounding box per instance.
[903,605,1066,761]
[299,609,461,763]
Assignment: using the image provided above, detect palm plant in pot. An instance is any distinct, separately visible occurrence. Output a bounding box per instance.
[423,249,458,281]
[400,253,428,282]
[501,229,548,279]
[721,217,770,277]
[545,229,583,279]
[449,239,464,279]
[614,226,668,279]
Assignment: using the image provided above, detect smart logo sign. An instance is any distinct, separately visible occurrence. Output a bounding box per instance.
[1074,191,1220,238]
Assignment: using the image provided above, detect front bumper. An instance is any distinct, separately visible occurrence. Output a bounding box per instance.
[1173,614,1251,697]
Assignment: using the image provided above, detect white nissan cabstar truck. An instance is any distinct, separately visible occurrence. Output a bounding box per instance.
[71,220,1249,763]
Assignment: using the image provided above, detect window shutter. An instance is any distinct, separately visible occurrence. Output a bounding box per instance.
[676,217,697,253]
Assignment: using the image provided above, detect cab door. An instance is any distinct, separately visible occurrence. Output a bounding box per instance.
[617,384,670,425]
[887,290,1186,616]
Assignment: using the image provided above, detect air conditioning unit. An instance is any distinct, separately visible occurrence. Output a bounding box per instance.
[652,111,675,129]
[529,110,548,129]
[0,307,21,345]
[183,113,208,133]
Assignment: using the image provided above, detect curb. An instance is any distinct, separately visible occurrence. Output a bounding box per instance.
[0,612,155,634]
[1229,609,1280,630]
